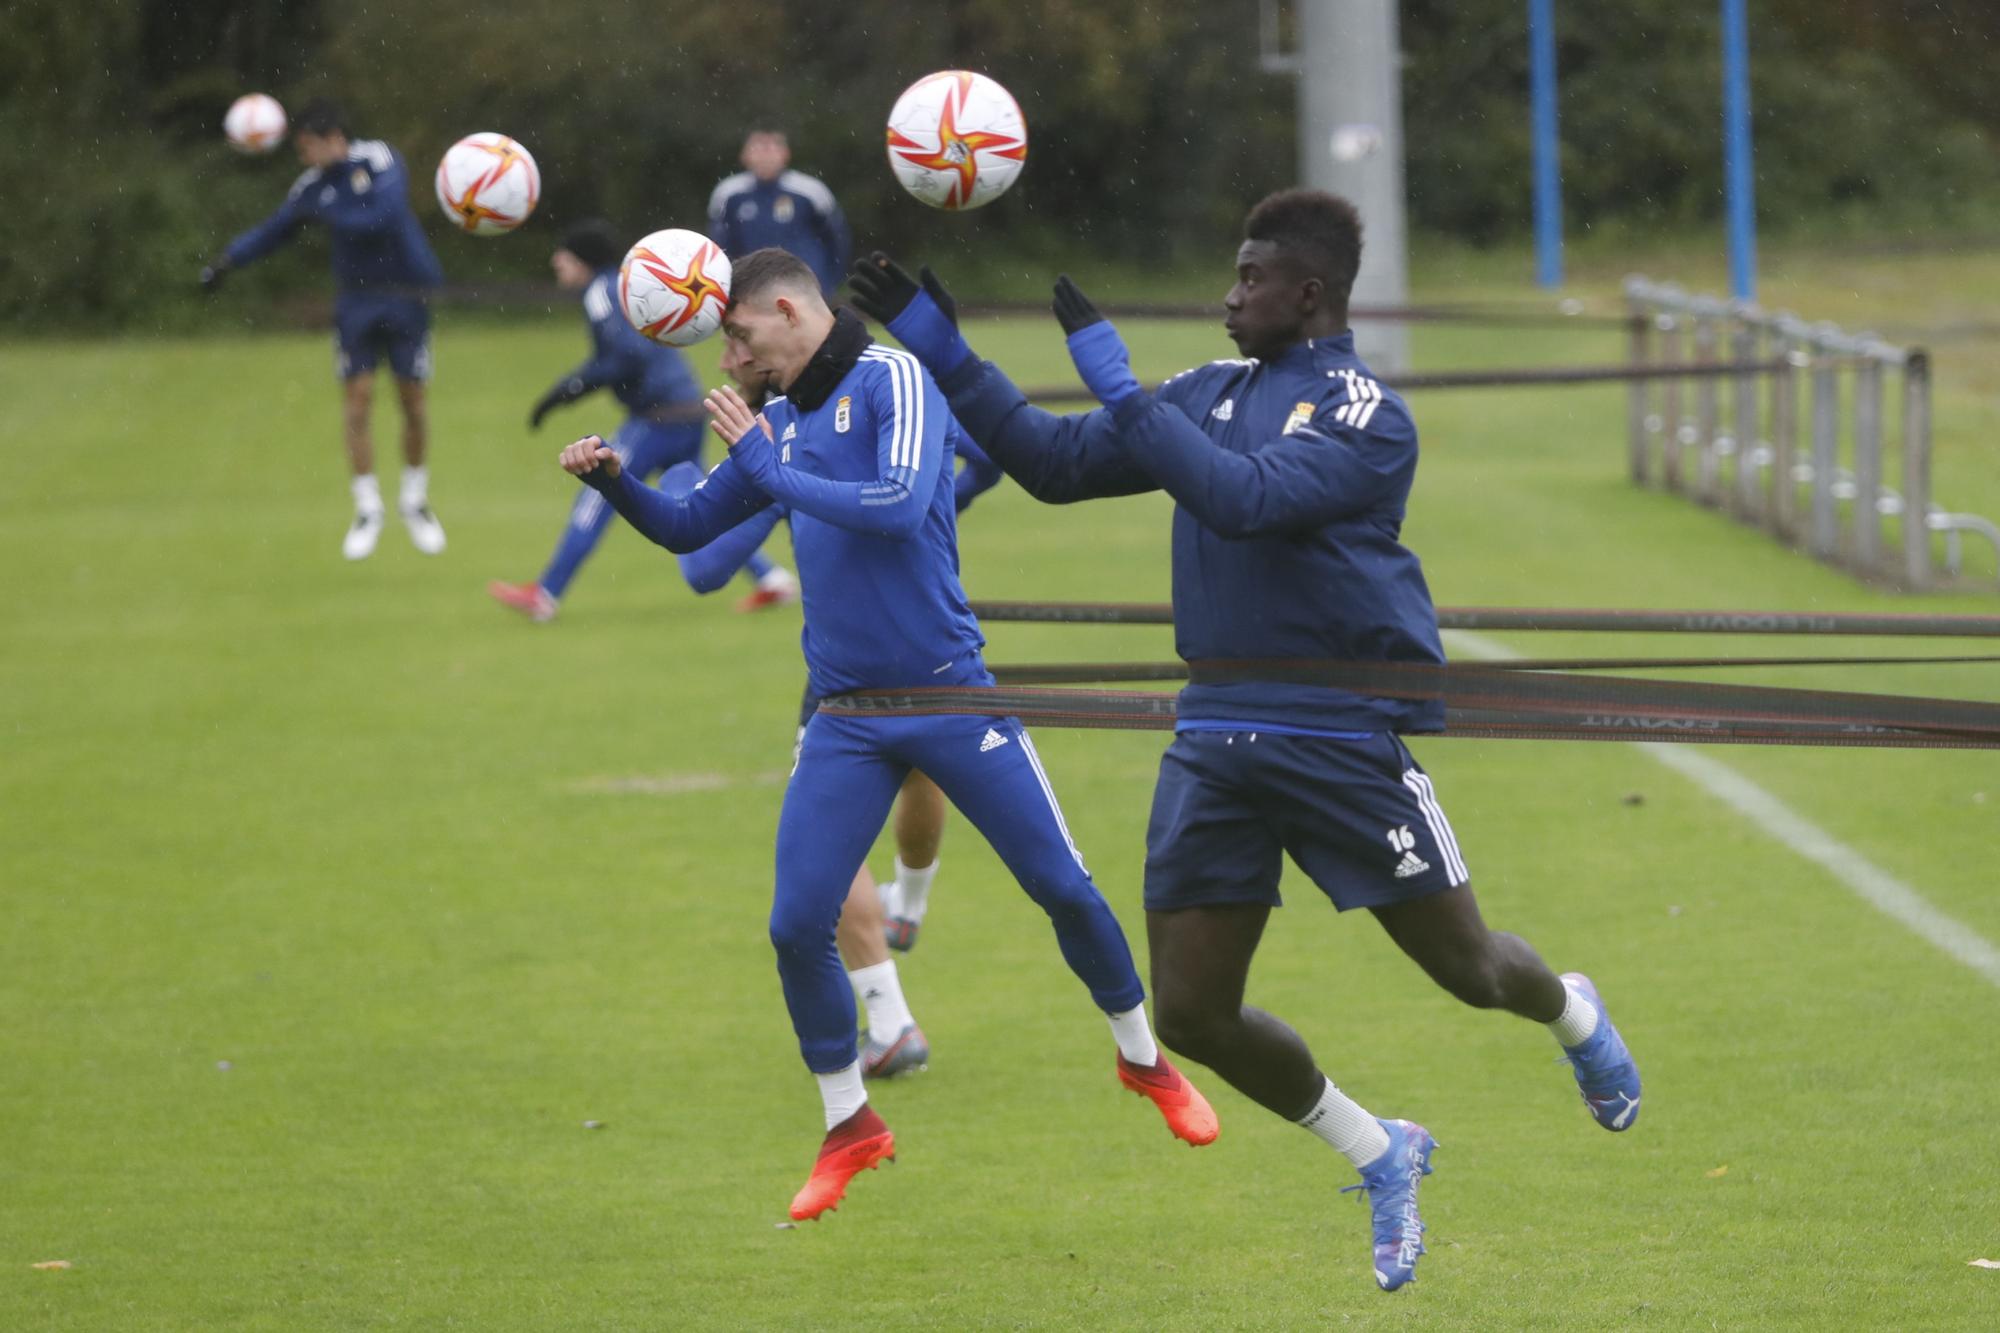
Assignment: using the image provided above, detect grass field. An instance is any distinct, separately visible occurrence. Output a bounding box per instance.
[5,246,2000,1330]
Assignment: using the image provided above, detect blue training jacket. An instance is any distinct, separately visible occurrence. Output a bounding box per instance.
[225,139,444,293]
[582,313,991,700]
[706,170,851,296]
[567,267,702,415]
[671,435,1004,594]
[940,332,1447,735]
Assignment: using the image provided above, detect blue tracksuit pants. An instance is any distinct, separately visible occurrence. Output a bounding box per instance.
[772,709,1146,1072]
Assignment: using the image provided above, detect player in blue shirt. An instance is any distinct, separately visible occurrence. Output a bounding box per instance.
[201,98,447,561]
[707,128,851,297]
[556,248,1215,1222]
[488,220,794,622]
[675,478,947,1081]
[657,329,1000,1078]
[850,190,1642,1292]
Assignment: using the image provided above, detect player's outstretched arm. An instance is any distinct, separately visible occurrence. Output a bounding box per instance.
[558,434,770,553]
[952,435,1005,513]
[530,297,641,427]
[220,183,313,270]
[847,252,974,377]
[1118,394,1416,539]
[658,460,790,594]
[705,380,941,541]
[534,289,658,429]
[1048,273,1411,536]
[529,376,590,429]
[849,254,1153,505]
[678,505,787,593]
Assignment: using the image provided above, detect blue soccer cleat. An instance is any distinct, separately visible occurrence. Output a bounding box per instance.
[1341,1118,1436,1292]
[1559,972,1641,1131]
[860,1023,930,1080]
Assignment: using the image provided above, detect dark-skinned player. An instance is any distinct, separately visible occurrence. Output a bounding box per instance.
[848,189,1641,1292]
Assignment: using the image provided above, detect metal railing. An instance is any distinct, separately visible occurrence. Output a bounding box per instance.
[1625,276,1996,590]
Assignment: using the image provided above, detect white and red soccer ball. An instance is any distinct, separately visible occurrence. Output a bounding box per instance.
[224,94,287,155]
[433,132,541,236]
[619,229,732,347]
[885,70,1027,211]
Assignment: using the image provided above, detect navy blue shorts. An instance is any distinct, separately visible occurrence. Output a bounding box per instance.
[1143,728,1469,913]
[333,294,431,382]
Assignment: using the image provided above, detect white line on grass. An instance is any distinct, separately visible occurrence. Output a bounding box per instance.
[1445,629,2000,989]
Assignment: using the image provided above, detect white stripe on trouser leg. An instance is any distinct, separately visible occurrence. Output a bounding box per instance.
[1403,770,1468,885]
[1408,769,1469,884]
[1016,727,1086,871]
[1408,768,1472,880]
[572,488,606,529]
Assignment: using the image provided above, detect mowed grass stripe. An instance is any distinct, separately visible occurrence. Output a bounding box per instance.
[1446,629,2000,988]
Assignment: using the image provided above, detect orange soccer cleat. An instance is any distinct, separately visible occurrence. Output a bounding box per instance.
[736,567,800,613]
[1117,1054,1220,1146]
[488,580,557,622]
[789,1104,896,1222]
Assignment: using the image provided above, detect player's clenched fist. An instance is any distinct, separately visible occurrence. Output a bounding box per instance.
[559,435,620,479]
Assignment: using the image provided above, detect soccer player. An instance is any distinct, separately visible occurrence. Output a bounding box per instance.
[848,191,1642,1291]
[557,248,1216,1221]
[488,220,794,622]
[668,488,963,1069]
[708,128,851,298]
[201,97,446,561]
[656,324,1000,1075]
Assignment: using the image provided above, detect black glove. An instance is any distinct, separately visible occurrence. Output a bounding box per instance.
[1052,275,1105,335]
[847,252,959,329]
[198,259,230,293]
[915,265,958,329]
[529,377,588,430]
[847,251,919,325]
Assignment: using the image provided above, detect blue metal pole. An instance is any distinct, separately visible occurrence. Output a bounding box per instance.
[1529,0,1562,288]
[1720,0,1757,301]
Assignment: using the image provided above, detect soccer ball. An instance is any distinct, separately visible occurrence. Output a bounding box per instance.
[224,94,287,155]
[619,229,732,347]
[433,132,541,236]
[886,70,1028,211]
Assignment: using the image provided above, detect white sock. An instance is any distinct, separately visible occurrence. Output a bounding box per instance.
[1548,979,1600,1048]
[1107,1002,1161,1068]
[815,1061,867,1132]
[399,465,428,510]
[892,856,938,923]
[351,473,383,515]
[848,960,915,1040]
[1295,1075,1392,1168]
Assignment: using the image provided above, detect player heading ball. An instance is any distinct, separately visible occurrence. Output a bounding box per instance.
[201,97,446,561]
